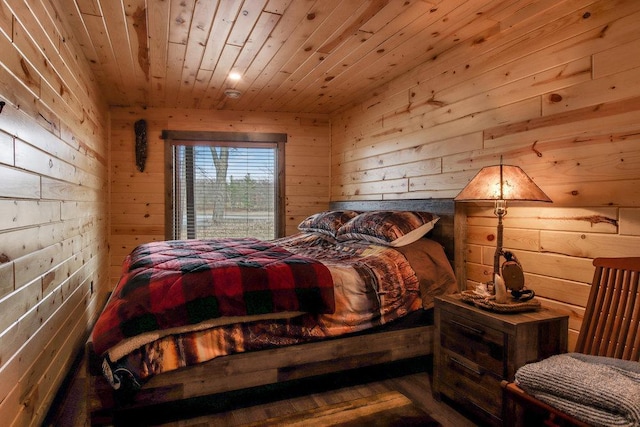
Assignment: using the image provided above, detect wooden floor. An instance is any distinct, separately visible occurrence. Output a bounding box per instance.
[43,353,476,427]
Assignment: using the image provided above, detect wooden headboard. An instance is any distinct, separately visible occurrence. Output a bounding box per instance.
[329,198,463,290]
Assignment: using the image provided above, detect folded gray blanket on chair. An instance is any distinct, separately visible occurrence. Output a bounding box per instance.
[515,353,640,427]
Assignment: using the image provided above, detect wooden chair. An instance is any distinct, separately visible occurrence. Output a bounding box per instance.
[502,257,640,427]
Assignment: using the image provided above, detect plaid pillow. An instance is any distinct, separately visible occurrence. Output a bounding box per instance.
[336,210,439,247]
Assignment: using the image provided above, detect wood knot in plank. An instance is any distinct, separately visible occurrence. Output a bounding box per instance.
[426,97,446,107]
[599,25,609,38]
[549,93,563,103]
[531,141,542,157]
[0,253,10,263]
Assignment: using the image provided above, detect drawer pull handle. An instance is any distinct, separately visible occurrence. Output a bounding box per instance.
[450,320,485,336]
[460,396,498,421]
[450,356,483,376]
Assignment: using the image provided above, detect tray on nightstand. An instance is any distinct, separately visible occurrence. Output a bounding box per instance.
[460,290,541,313]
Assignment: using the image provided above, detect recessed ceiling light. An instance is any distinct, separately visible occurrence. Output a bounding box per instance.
[229,72,241,81]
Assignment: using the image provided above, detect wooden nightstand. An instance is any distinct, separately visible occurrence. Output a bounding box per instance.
[433,294,568,426]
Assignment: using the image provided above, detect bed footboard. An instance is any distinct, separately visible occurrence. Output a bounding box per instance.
[87,325,433,425]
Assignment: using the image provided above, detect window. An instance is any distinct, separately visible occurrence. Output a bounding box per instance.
[163,131,286,240]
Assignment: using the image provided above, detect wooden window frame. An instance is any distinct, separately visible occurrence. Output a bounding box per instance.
[162,130,287,240]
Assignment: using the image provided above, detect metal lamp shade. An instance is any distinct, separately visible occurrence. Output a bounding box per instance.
[454,164,552,202]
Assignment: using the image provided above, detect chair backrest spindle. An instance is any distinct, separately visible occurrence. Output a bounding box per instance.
[574,257,640,362]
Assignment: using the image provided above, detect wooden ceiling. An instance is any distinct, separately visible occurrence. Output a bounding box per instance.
[59,0,511,114]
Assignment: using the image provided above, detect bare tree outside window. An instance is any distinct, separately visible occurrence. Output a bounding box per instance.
[209,146,229,224]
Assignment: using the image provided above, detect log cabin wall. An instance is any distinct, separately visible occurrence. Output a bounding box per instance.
[330,0,640,349]
[0,1,108,426]
[108,107,330,286]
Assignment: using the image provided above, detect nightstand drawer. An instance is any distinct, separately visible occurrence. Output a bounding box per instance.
[439,314,504,376]
[439,349,503,418]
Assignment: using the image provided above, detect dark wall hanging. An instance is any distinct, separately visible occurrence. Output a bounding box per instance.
[134,119,148,172]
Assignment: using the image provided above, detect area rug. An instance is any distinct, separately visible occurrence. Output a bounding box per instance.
[240,390,441,427]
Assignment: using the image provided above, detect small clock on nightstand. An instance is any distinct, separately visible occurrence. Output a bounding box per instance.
[433,294,568,426]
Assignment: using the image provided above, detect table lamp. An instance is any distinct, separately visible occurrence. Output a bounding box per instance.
[454,158,552,290]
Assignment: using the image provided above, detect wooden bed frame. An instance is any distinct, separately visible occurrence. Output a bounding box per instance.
[87,199,461,425]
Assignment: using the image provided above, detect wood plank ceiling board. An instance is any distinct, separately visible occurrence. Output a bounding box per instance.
[314,0,503,114]
[79,10,128,104]
[92,0,140,105]
[44,0,100,111]
[232,10,281,80]
[146,0,170,106]
[261,1,375,112]
[175,0,221,107]
[229,0,345,112]
[265,0,404,112]
[193,0,242,109]
[203,1,278,109]
[124,0,150,101]
[55,0,103,82]
[55,0,552,114]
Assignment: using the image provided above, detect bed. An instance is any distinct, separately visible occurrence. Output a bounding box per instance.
[87,199,461,425]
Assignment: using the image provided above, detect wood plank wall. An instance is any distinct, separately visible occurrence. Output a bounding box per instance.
[109,107,331,286]
[0,1,108,426]
[330,0,640,349]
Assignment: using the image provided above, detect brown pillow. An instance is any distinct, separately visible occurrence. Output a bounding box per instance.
[297,210,359,238]
[395,238,458,309]
[336,210,439,247]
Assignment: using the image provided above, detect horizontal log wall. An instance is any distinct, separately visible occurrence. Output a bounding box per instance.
[330,0,640,349]
[109,107,331,286]
[0,1,108,426]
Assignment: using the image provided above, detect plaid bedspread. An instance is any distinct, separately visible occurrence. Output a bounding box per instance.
[91,238,335,355]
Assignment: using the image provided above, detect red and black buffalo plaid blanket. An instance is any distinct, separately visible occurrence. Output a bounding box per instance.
[91,238,335,355]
